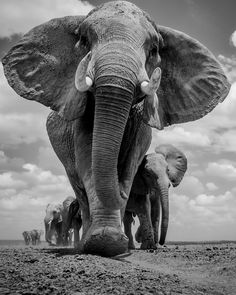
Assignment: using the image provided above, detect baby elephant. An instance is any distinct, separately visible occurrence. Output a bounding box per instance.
[124,144,187,250]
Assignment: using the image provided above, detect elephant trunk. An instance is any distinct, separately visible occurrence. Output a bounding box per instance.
[92,55,137,210]
[158,185,169,245]
[45,218,56,244]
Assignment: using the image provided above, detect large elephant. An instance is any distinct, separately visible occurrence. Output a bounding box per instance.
[2,1,230,256]
[22,231,31,245]
[125,144,187,250]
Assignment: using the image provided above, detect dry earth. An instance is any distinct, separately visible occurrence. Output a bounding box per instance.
[0,242,236,295]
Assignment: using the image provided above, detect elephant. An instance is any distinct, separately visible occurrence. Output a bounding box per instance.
[44,202,63,245]
[44,196,81,246]
[30,229,43,245]
[124,144,187,250]
[62,196,82,247]
[22,231,31,245]
[65,198,83,248]
[2,1,230,256]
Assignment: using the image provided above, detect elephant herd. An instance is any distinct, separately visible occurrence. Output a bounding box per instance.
[44,196,82,247]
[42,143,187,251]
[3,1,230,256]
[22,229,43,245]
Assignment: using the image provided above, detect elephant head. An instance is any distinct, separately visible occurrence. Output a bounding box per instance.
[2,1,230,256]
[44,203,63,245]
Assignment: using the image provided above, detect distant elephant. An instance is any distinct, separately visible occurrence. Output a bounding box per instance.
[22,231,31,245]
[2,1,230,256]
[125,144,187,250]
[30,229,43,245]
[44,196,81,246]
[62,196,82,247]
[65,198,82,248]
[44,202,63,245]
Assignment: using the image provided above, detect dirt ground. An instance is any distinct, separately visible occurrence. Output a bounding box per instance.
[0,242,235,295]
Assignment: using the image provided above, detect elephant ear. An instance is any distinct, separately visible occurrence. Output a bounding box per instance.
[67,199,80,228]
[62,196,75,210]
[2,16,86,120]
[155,144,187,187]
[157,26,231,126]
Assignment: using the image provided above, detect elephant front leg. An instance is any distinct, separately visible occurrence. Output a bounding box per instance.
[83,203,128,256]
[80,175,128,256]
[136,195,157,250]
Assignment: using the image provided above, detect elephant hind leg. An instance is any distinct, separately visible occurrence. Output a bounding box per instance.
[123,211,135,249]
[135,225,142,243]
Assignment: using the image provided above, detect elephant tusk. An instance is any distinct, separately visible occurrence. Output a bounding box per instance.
[141,67,162,96]
[75,51,93,92]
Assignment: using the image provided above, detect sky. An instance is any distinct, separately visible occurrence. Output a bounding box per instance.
[0,0,235,241]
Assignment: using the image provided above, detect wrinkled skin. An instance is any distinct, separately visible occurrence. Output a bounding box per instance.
[125,144,187,250]
[22,231,31,245]
[2,1,230,256]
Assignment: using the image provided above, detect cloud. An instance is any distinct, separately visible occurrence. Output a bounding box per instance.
[173,175,205,198]
[149,127,211,153]
[0,172,26,189]
[213,129,236,153]
[168,190,236,241]
[38,146,65,175]
[206,162,236,181]
[0,150,25,172]
[0,0,94,37]
[0,113,49,145]
[218,55,236,83]
[230,31,236,48]
[206,182,218,191]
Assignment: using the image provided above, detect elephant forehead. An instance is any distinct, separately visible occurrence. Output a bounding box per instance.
[83,1,156,39]
[146,153,166,168]
[88,1,144,20]
[47,203,61,212]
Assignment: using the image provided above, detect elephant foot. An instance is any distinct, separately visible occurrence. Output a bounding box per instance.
[140,240,157,250]
[128,240,136,249]
[83,226,128,257]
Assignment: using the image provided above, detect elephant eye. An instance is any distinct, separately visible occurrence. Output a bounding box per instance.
[149,45,158,58]
[79,35,90,49]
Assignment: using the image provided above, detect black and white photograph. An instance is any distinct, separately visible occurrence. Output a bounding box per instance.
[0,0,235,294]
